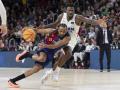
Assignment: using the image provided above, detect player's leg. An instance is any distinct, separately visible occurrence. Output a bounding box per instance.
[32,52,47,62]
[53,46,72,70]
[52,46,72,81]
[16,50,47,63]
[8,51,47,88]
[40,49,60,83]
[8,64,42,88]
[41,46,72,82]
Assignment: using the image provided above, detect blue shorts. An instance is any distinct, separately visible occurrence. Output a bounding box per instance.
[35,48,59,68]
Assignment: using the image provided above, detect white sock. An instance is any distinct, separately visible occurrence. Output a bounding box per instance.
[46,68,53,74]
[55,66,61,72]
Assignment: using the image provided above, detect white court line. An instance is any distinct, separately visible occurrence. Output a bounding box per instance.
[0,77,9,80]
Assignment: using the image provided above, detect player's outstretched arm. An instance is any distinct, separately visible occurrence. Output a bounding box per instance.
[39,36,71,49]
[41,14,63,28]
[75,15,98,26]
[36,28,56,34]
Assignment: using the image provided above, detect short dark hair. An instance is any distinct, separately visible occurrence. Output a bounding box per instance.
[58,23,67,28]
[66,3,74,8]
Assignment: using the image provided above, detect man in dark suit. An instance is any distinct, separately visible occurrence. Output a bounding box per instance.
[96,23,113,72]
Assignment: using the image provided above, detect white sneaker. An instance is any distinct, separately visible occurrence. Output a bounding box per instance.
[52,71,59,81]
[41,69,53,84]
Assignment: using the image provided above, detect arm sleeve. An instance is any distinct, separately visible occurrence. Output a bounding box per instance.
[0,0,7,25]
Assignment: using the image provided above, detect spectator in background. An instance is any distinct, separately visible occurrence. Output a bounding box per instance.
[78,22,86,37]
[83,38,96,69]
[116,25,120,49]
[73,38,95,69]
[88,26,96,39]
[76,7,81,14]
[73,38,86,69]
[112,26,118,49]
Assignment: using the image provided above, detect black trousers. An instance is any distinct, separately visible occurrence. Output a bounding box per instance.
[83,52,90,69]
[118,42,120,49]
[99,44,111,70]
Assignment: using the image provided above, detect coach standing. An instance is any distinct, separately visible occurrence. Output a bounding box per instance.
[96,19,113,72]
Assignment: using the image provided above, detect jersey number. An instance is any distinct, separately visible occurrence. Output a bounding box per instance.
[68,27,74,32]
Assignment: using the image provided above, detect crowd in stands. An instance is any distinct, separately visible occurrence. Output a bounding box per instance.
[0,0,120,52]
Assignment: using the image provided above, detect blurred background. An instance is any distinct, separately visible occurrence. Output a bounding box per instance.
[0,0,120,69]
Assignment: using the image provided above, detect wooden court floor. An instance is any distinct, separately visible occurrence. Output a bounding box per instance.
[0,68,120,90]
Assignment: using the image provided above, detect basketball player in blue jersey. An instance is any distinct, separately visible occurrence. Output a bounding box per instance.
[40,4,100,82]
[8,24,71,88]
[0,0,7,48]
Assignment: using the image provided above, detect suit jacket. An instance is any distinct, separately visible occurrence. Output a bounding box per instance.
[96,26,113,46]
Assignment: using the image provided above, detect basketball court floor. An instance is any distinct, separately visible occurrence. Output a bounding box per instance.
[0,68,120,90]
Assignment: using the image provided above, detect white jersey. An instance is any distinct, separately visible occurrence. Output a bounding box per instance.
[60,13,79,50]
[0,0,6,25]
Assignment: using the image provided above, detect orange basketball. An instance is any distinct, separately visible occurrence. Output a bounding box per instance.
[22,27,36,42]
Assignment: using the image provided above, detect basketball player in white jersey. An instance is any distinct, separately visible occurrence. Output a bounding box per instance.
[42,4,97,48]
[40,4,99,82]
[0,0,7,48]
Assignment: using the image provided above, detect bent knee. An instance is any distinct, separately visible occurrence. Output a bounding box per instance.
[32,53,47,62]
[37,55,46,62]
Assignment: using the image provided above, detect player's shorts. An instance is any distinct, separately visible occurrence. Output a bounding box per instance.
[35,48,59,68]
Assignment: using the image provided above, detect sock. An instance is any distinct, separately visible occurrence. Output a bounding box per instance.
[45,69,53,75]
[11,74,25,83]
[19,52,33,60]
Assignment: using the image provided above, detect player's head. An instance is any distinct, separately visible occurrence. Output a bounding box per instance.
[58,24,67,36]
[66,4,75,18]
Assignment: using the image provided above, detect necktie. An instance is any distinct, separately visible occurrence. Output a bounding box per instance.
[103,30,105,44]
